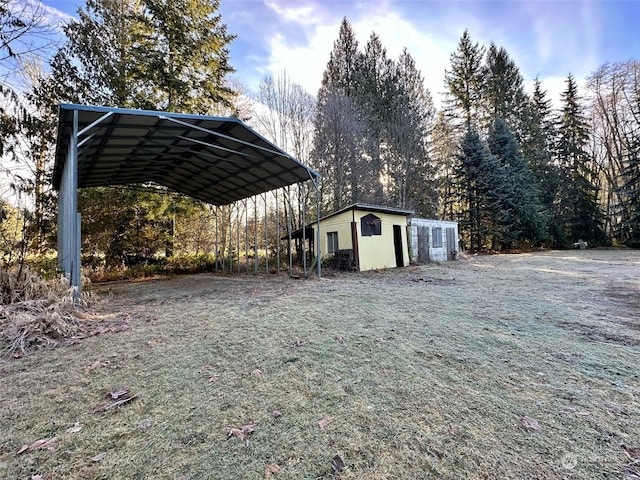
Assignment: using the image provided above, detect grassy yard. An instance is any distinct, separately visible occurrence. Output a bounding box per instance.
[1,250,639,479]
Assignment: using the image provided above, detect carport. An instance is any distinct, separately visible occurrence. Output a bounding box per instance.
[53,104,321,291]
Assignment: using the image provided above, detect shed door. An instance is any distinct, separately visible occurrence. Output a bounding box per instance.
[446,227,457,260]
[393,225,404,267]
[417,226,430,263]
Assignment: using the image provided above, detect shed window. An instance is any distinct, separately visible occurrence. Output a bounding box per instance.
[361,214,382,236]
[327,231,339,254]
[432,227,443,248]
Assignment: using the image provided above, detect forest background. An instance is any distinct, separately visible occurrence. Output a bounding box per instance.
[2,0,640,279]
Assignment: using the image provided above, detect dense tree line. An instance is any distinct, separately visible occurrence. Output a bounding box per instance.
[3,5,640,267]
[312,19,437,216]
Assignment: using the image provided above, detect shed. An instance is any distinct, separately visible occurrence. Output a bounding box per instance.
[408,218,459,263]
[291,204,413,271]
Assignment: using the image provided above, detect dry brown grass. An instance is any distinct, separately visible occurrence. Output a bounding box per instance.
[1,250,639,479]
[0,267,94,358]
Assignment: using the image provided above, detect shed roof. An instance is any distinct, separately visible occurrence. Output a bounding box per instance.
[53,104,320,206]
[325,203,415,220]
[287,203,414,239]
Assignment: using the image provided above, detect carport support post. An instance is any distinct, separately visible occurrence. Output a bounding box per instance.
[315,177,321,279]
[214,206,218,272]
[275,189,280,275]
[57,108,81,298]
[301,183,307,277]
[254,196,258,275]
[264,193,268,275]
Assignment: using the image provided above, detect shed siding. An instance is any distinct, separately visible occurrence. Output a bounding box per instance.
[358,211,409,271]
[314,209,410,271]
[408,218,459,263]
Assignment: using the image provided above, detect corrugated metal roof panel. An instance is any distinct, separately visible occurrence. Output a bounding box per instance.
[53,104,320,205]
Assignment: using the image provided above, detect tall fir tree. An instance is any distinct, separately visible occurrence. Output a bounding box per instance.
[356,32,394,203]
[481,43,529,137]
[520,77,559,240]
[617,132,640,246]
[313,18,365,211]
[385,48,435,213]
[487,118,547,248]
[443,29,485,130]
[42,0,237,264]
[140,0,235,113]
[321,17,360,97]
[454,128,499,251]
[555,74,605,246]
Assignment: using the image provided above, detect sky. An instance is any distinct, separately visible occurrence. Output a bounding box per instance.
[14,0,640,107]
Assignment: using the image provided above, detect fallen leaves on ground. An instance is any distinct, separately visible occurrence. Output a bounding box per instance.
[17,437,58,454]
[136,419,152,429]
[66,423,82,434]
[199,364,217,373]
[622,444,640,460]
[82,321,130,337]
[93,387,136,413]
[85,360,108,373]
[521,416,541,431]
[331,455,346,473]
[91,452,107,462]
[108,387,130,399]
[78,466,96,478]
[265,464,280,478]
[227,422,257,440]
[318,416,332,429]
[619,459,640,479]
[251,369,263,377]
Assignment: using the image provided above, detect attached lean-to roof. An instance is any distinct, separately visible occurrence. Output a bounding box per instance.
[53,104,320,205]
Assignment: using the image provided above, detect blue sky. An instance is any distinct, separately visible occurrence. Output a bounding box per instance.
[24,0,640,106]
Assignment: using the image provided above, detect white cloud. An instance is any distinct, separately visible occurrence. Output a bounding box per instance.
[265,21,341,96]
[264,0,317,26]
[263,3,458,106]
[25,0,75,30]
[350,10,456,106]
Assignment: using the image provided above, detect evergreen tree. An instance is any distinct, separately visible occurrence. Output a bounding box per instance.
[618,133,640,246]
[312,89,365,212]
[521,77,559,240]
[313,18,366,210]
[356,32,395,203]
[43,0,237,264]
[321,17,360,97]
[555,74,605,245]
[431,111,459,219]
[454,128,498,251]
[443,29,485,130]
[481,43,529,136]
[487,118,547,247]
[50,0,145,107]
[141,0,235,113]
[385,48,435,213]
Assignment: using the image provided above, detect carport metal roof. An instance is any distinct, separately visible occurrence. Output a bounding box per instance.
[54,104,321,292]
[53,104,319,205]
